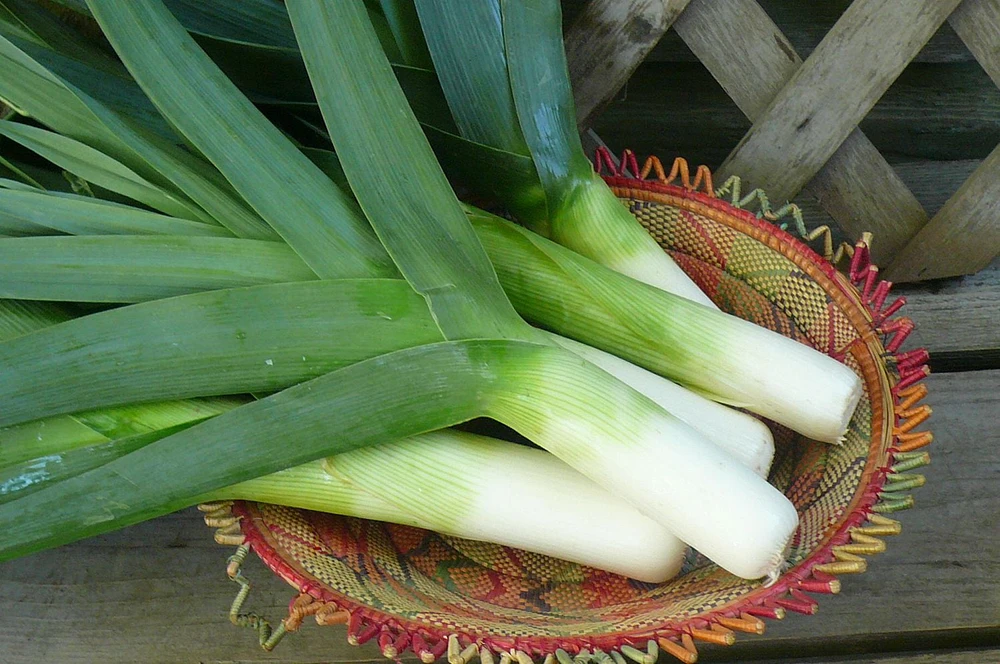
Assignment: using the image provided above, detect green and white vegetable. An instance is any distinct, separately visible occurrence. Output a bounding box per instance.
[221,430,689,583]
[550,334,775,476]
[0,11,862,442]
[412,0,716,308]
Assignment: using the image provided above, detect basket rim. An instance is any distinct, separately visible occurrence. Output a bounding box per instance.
[211,156,933,662]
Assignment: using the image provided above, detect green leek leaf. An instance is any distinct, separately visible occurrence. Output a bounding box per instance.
[86,0,396,279]
[0,188,233,236]
[0,422,194,504]
[289,0,529,341]
[0,34,276,239]
[0,235,314,302]
[501,0,594,209]
[5,35,175,140]
[0,120,213,222]
[0,279,442,427]
[416,0,525,153]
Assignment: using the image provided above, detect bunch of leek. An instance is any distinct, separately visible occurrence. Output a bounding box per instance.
[0,0,862,439]
[0,0,864,583]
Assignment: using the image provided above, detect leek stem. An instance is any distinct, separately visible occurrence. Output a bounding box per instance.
[218,430,687,582]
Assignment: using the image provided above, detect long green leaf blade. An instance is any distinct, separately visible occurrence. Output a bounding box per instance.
[0,177,38,191]
[416,0,526,153]
[0,34,277,239]
[0,398,237,471]
[7,34,176,140]
[0,279,442,427]
[0,155,45,189]
[289,0,529,340]
[0,188,233,236]
[86,0,396,279]
[501,0,594,206]
[0,423,190,504]
[0,235,315,302]
[0,120,213,221]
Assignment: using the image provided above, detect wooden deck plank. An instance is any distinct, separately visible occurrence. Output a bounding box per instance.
[565,0,691,130]
[713,0,960,204]
[0,370,996,663]
[894,257,1000,366]
[730,649,1000,664]
[885,0,1000,282]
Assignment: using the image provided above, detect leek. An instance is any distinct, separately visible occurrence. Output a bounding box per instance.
[412,0,717,307]
[0,336,797,580]
[473,211,864,443]
[219,430,688,583]
[550,333,775,477]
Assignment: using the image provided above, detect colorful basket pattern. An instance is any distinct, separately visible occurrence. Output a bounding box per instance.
[200,152,932,663]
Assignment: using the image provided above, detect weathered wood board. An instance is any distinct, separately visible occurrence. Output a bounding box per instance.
[566,0,692,130]
[896,257,1000,370]
[672,0,928,268]
[886,0,1000,281]
[735,650,1000,664]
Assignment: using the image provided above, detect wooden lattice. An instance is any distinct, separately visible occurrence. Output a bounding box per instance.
[566,0,1000,282]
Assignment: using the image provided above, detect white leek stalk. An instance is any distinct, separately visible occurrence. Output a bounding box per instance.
[487,345,799,581]
[473,213,864,443]
[549,332,774,477]
[220,430,688,583]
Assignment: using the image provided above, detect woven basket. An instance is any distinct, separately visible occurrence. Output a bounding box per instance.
[200,152,932,663]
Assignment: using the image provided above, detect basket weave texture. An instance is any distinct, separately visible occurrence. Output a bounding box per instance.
[203,155,931,663]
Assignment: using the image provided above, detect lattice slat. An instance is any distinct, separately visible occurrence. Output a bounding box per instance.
[569,0,999,281]
[672,0,929,265]
[713,0,961,204]
[886,0,1000,281]
[566,0,692,131]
